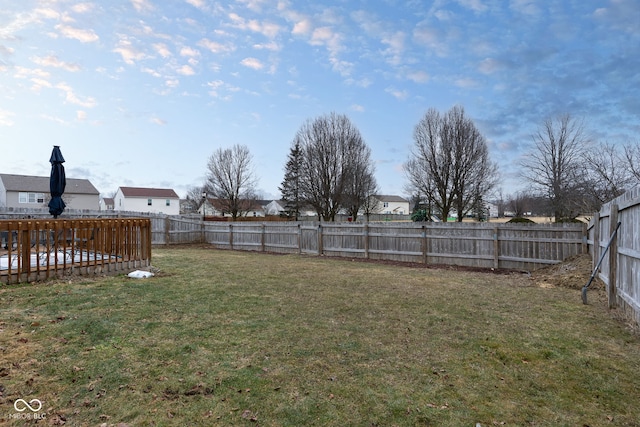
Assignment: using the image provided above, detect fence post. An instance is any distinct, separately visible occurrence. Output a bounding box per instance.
[317,223,323,255]
[229,223,234,250]
[493,226,499,269]
[261,223,266,252]
[297,223,302,254]
[421,225,427,264]
[165,217,170,246]
[592,212,600,269]
[364,223,369,259]
[608,204,619,309]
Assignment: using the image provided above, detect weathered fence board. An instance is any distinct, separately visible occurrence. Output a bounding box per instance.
[588,186,640,326]
[151,219,586,271]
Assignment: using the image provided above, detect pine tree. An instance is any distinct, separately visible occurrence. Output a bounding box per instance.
[279,141,303,220]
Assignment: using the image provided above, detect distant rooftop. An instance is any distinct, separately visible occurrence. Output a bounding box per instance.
[0,173,99,195]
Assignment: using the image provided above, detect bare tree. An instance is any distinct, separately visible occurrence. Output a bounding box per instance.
[185,185,207,214]
[582,142,630,211]
[405,106,498,222]
[294,112,376,221]
[623,141,640,186]
[204,144,258,220]
[507,191,532,217]
[342,143,378,222]
[520,114,589,221]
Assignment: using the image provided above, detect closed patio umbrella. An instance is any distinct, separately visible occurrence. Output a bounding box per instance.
[48,145,66,218]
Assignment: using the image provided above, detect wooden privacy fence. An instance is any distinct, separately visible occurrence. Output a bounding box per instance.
[588,186,640,326]
[152,218,586,271]
[1,218,151,284]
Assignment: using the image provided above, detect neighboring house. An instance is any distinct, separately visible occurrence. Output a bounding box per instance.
[99,197,115,211]
[263,200,319,218]
[0,173,99,210]
[371,195,410,215]
[486,202,499,218]
[201,198,266,218]
[114,186,180,215]
[264,200,286,216]
[179,198,197,215]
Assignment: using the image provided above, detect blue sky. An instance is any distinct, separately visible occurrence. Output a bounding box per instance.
[1,0,639,200]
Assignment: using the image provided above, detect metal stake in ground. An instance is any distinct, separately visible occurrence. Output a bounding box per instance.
[582,221,621,304]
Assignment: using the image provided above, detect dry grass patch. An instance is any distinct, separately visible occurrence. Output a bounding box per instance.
[0,248,639,426]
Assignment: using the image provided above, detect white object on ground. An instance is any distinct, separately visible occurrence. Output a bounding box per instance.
[127,270,154,279]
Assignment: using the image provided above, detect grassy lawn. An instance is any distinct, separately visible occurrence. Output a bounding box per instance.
[1,247,639,426]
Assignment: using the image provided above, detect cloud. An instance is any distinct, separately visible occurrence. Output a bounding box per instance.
[184,0,206,9]
[113,36,147,64]
[180,46,200,57]
[54,24,99,43]
[456,0,489,13]
[152,43,172,58]
[31,55,81,72]
[292,18,312,35]
[206,80,239,100]
[30,78,53,92]
[385,87,409,100]
[131,0,154,13]
[237,0,267,12]
[351,104,365,112]
[478,57,504,74]
[0,109,15,126]
[406,70,429,83]
[253,41,280,51]
[381,31,406,66]
[454,77,479,88]
[71,3,95,14]
[165,79,179,88]
[198,38,235,54]
[77,110,87,121]
[151,116,167,125]
[413,25,449,57]
[56,82,97,108]
[240,57,264,70]
[177,64,195,75]
[13,66,50,79]
[228,13,282,39]
[509,0,541,17]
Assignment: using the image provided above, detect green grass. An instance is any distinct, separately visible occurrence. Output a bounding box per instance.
[1,247,640,426]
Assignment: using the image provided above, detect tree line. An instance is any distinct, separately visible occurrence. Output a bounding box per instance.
[185,108,640,222]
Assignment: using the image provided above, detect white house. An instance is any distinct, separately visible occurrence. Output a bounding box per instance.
[0,173,99,211]
[114,186,180,215]
[99,197,115,211]
[372,195,410,215]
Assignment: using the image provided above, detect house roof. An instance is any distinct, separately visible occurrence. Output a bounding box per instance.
[374,194,409,203]
[0,173,99,195]
[119,186,179,198]
[102,197,114,205]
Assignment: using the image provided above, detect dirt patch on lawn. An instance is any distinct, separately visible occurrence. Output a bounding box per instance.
[531,253,597,290]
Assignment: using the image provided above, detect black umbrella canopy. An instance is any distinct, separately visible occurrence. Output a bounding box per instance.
[48,145,66,218]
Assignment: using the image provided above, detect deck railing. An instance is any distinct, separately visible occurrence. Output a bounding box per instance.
[1,218,151,284]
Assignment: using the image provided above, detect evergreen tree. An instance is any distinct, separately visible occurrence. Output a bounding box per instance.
[279,141,303,220]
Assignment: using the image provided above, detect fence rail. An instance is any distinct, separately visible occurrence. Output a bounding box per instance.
[587,186,640,326]
[152,219,586,271]
[1,218,152,284]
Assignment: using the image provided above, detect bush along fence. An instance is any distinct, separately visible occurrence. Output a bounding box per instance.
[588,186,640,326]
[151,217,587,272]
[1,218,152,284]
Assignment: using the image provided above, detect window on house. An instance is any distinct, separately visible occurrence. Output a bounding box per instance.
[18,192,45,204]
[166,199,170,206]
[148,199,152,206]
[383,202,389,208]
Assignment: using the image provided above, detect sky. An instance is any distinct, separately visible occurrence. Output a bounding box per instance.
[1,0,639,201]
